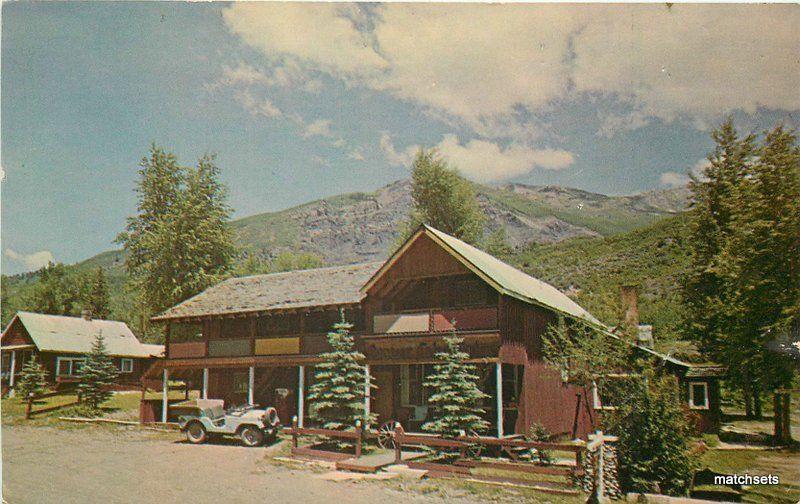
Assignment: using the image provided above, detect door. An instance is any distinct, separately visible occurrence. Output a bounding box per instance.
[372,369,395,424]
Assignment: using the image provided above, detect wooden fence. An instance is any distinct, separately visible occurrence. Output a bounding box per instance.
[24,391,81,419]
[284,417,369,461]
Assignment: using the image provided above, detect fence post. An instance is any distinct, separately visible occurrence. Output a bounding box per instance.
[355,420,363,458]
[25,393,34,419]
[394,424,403,464]
[596,431,605,502]
[291,416,299,449]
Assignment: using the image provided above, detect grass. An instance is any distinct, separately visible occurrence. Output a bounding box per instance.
[1,389,191,426]
[699,448,800,503]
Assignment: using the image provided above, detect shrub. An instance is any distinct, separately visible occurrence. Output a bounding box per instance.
[606,371,697,495]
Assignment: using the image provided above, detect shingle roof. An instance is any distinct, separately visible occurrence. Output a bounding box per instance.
[152,262,383,321]
[7,312,163,358]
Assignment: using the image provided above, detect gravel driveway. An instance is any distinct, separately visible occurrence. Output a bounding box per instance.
[1,425,486,504]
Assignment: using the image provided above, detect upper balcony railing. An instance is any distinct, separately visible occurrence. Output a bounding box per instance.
[167,307,499,359]
[372,306,498,334]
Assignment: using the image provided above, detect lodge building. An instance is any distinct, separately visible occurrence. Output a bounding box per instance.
[145,225,723,436]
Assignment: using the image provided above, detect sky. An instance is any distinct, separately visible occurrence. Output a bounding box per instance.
[2,2,798,275]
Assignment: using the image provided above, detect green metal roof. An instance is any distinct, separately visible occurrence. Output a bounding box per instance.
[6,312,163,358]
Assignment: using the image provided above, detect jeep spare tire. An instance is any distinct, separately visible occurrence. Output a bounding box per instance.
[239,425,264,447]
[186,421,207,444]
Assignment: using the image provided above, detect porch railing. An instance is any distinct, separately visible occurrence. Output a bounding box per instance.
[372,306,498,334]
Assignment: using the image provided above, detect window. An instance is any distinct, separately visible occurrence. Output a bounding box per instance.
[56,357,86,377]
[401,364,434,406]
[502,365,523,405]
[688,382,709,410]
[233,372,248,393]
[120,358,133,373]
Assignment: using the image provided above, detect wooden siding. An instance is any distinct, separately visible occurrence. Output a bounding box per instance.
[255,337,300,355]
[435,307,497,331]
[208,339,250,357]
[169,341,206,359]
[373,313,430,333]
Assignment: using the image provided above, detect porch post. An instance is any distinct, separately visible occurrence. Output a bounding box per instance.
[364,364,371,426]
[298,365,305,428]
[8,351,16,389]
[161,368,169,423]
[496,362,504,438]
[248,366,255,405]
[202,368,209,399]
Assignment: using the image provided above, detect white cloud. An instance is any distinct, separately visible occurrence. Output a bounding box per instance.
[659,172,690,188]
[233,89,282,118]
[347,148,365,161]
[4,249,54,271]
[381,133,574,183]
[302,119,333,138]
[221,61,323,94]
[380,133,418,168]
[222,4,800,137]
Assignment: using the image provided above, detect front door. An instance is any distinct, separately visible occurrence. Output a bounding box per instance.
[372,369,395,424]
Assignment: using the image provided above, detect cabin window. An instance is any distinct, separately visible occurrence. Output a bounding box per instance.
[688,382,709,410]
[56,357,86,377]
[401,364,434,406]
[120,358,134,373]
[592,375,633,411]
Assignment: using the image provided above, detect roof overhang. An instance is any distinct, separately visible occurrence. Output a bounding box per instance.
[0,344,35,351]
[151,301,363,323]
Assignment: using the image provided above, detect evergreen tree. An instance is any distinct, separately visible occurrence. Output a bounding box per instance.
[307,320,374,430]
[116,146,236,318]
[85,267,110,319]
[683,120,799,416]
[25,262,86,316]
[399,149,485,246]
[607,372,697,495]
[15,355,49,399]
[422,334,490,438]
[77,333,119,410]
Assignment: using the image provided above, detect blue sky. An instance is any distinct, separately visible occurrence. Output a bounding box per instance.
[2,2,798,274]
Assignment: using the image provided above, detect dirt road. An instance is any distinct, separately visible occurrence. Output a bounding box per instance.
[1,425,484,504]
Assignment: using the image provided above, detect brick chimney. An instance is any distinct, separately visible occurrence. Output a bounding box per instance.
[81,309,93,321]
[620,285,639,339]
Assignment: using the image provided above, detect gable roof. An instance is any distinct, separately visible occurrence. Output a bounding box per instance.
[152,262,383,321]
[362,225,601,326]
[2,312,162,358]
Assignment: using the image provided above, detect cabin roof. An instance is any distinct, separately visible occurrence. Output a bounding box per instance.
[2,312,162,358]
[152,262,383,321]
[363,225,601,326]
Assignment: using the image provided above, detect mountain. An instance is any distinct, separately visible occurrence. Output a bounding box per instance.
[2,179,691,331]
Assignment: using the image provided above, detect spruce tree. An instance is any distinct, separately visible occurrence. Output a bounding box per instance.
[422,334,490,438]
[307,320,374,430]
[85,267,111,319]
[77,333,119,411]
[15,355,49,399]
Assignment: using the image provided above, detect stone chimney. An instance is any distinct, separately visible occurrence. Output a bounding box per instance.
[81,309,93,321]
[620,285,639,339]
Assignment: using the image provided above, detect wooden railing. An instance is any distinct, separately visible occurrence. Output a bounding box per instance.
[284,417,367,460]
[373,306,498,334]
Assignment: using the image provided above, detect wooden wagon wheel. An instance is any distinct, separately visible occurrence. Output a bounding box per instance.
[377,421,399,449]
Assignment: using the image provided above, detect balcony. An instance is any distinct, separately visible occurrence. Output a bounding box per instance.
[372,306,498,335]
[168,334,328,360]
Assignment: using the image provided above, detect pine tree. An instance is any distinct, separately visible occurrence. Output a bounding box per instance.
[422,334,490,438]
[15,355,50,399]
[485,227,513,260]
[77,333,119,410]
[398,149,485,246]
[307,320,374,430]
[85,267,110,319]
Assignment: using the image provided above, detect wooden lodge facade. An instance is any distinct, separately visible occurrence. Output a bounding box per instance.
[146,225,723,437]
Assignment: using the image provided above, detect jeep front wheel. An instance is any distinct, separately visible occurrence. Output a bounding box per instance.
[185,421,208,444]
[239,425,264,447]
